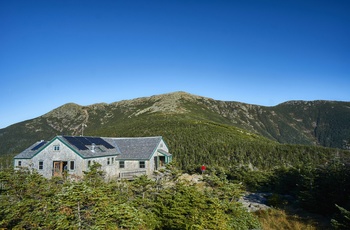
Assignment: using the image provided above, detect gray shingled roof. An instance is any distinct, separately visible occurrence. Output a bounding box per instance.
[14,141,47,159]
[105,136,163,160]
[14,136,169,160]
[158,149,172,157]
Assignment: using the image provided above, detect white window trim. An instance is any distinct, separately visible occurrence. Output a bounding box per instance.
[139,161,145,169]
[39,161,44,170]
[69,161,75,171]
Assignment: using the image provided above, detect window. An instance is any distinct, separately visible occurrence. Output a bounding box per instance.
[70,161,75,170]
[88,160,91,167]
[39,161,43,170]
[119,161,125,168]
[54,145,60,151]
[18,161,22,166]
[139,161,145,169]
[111,157,114,164]
[107,158,110,165]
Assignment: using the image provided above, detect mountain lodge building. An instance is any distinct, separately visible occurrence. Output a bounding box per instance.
[14,135,172,180]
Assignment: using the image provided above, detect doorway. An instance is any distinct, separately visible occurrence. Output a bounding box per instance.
[53,161,68,177]
[154,156,166,170]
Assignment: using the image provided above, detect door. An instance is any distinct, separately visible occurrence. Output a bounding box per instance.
[53,161,67,177]
[159,156,165,166]
[154,156,159,170]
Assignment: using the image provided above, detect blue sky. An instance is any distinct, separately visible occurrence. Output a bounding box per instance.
[1,0,349,129]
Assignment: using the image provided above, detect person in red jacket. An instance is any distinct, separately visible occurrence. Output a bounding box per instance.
[201,164,206,174]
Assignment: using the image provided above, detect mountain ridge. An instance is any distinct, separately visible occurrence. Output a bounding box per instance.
[1,91,349,160]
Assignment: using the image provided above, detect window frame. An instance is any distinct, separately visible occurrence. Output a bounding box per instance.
[139,161,145,169]
[39,161,44,170]
[119,161,125,169]
[54,145,60,151]
[70,161,75,171]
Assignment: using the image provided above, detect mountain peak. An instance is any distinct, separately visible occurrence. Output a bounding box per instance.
[43,103,82,118]
[131,91,198,116]
[150,91,206,101]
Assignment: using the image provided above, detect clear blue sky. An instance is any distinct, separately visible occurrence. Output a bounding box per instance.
[1,0,349,129]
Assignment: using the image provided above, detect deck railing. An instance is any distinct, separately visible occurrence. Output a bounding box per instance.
[119,170,147,179]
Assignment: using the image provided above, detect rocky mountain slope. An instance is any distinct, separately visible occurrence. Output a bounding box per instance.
[1,91,349,158]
